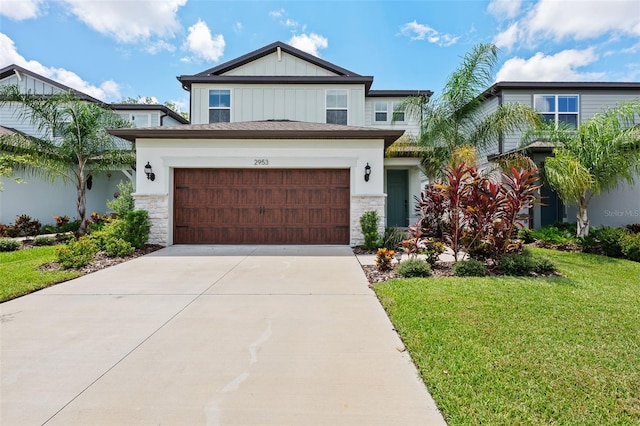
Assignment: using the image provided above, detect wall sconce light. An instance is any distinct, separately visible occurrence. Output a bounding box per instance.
[144,161,155,181]
[364,163,371,182]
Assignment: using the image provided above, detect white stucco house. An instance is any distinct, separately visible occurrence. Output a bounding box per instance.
[479,82,640,230]
[110,41,432,246]
[0,64,188,227]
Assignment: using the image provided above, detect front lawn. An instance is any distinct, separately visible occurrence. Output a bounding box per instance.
[0,246,80,302]
[374,248,640,425]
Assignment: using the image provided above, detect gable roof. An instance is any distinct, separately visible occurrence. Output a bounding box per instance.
[111,103,189,124]
[177,41,375,93]
[482,81,640,99]
[108,119,404,148]
[0,64,105,104]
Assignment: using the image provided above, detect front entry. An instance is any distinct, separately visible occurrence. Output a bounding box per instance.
[540,183,564,228]
[387,169,409,227]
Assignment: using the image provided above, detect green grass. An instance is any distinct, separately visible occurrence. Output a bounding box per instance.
[0,246,80,302]
[374,248,640,425]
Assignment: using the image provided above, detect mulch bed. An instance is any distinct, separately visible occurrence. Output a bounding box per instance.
[37,244,164,275]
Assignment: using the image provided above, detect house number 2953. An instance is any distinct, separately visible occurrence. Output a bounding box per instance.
[254,159,269,166]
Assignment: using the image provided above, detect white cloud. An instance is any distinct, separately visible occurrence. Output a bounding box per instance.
[182,20,225,63]
[269,8,285,18]
[233,22,243,33]
[400,20,460,46]
[0,33,121,101]
[487,0,522,19]
[496,48,605,81]
[146,40,176,55]
[287,33,328,57]
[493,23,520,50]
[284,19,298,28]
[524,0,640,43]
[61,0,186,43]
[0,0,45,20]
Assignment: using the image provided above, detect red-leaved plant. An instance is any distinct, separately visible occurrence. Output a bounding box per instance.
[417,163,541,262]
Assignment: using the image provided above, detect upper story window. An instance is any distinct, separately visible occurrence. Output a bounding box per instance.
[534,95,579,128]
[209,89,231,123]
[326,89,348,125]
[119,113,151,128]
[392,101,405,122]
[374,102,388,122]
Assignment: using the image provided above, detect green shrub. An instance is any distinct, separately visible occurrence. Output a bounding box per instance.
[0,238,21,252]
[56,237,99,269]
[107,180,135,217]
[518,227,536,244]
[104,237,135,258]
[55,233,75,243]
[591,226,627,258]
[626,223,640,234]
[620,233,640,262]
[379,227,406,250]
[118,210,150,249]
[396,258,432,278]
[360,211,380,251]
[531,224,577,245]
[533,257,557,274]
[33,235,55,246]
[422,238,447,265]
[58,219,81,233]
[498,252,537,276]
[453,259,488,277]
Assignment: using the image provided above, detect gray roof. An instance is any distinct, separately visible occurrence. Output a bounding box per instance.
[367,90,433,98]
[108,120,404,147]
[483,81,640,99]
[177,41,375,92]
[111,103,189,124]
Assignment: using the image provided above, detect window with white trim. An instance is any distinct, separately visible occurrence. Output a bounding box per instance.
[534,95,579,128]
[209,89,231,123]
[392,101,405,122]
[374,102,388,122]
[326,89,348,125]
[119,113,151,128]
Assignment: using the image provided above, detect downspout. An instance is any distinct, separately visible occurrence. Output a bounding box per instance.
[160,111,168,126]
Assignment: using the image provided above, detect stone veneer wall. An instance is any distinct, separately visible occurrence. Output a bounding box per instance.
[351,194,386,246]
[134,193,169,246]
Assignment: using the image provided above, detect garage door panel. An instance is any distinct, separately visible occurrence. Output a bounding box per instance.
[174,168,350,244]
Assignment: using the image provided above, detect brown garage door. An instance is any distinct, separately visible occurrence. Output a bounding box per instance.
[173,168,350,244]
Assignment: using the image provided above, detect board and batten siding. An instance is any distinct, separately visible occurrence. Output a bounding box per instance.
[222,51,339,77]
[364,97,421,136]
[0,73,64,96]
[190,84,365,125]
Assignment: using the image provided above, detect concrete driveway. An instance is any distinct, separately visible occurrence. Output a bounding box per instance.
[1,245,445,425]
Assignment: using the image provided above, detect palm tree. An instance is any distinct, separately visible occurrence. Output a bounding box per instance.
[403,43,542,179]
[0,85,134,235]
[522,100,640,237]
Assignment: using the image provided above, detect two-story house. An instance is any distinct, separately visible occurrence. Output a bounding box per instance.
[111,41,431,246]
[481,82,640,230]
[0,64,188,226]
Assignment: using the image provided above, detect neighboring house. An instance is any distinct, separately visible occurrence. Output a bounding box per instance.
[0,64,188,226]
[480,82,640,229]
[110,41,431,246]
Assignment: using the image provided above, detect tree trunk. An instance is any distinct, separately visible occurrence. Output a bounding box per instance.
[76,176,87,236]
[576,195,590,238]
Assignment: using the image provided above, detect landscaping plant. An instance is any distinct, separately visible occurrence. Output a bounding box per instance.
[56,237,99,269]
[396,258,432,278]
[620,233,640,262]
[374,248,396,271]
[106,180,135,217]
[0,238,21,252]
[360,210,381,251]
[452,259,488,277]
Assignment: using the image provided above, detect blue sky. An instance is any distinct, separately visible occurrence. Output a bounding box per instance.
[1,0,639,114]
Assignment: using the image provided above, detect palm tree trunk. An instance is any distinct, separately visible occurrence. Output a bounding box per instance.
[76,177,87,236]
[576,195,590,238]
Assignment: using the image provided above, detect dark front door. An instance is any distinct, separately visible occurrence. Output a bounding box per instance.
[173,168,350,244]
[387,169,409,227]
[540,183,563,227]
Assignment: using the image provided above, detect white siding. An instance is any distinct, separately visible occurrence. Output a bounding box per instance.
[0,73,64,96]
[223,51,338,77]
[190,83,366,125]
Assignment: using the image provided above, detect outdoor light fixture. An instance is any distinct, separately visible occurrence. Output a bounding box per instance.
[144,161,155,181]
[364,163,371,182]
